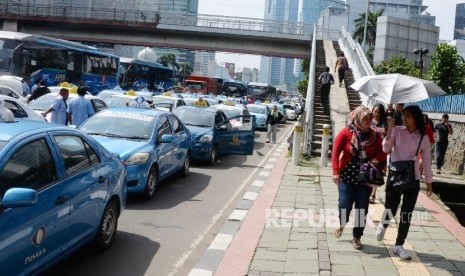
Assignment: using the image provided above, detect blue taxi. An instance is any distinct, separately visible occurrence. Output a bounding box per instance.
[79,108,191,199]
[0,111,126,276]
[173,105,255,165]
[246,103,270,130]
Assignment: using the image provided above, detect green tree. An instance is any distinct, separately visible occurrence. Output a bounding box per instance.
[297,59,310,98]
[352,9,384,63]
[177,62,192,84]
[158,54,180,73]
[373,55,421,77]
[428,43,465,94]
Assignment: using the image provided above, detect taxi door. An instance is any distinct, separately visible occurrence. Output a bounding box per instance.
[155,115,175,177]
[0,136,70,276]
[216,115,255,155]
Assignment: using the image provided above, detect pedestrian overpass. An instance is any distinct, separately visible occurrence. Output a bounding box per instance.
[0,0,313,59]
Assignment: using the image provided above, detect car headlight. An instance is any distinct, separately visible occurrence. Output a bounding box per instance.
[199,135,213,143]
[125,153,149,165]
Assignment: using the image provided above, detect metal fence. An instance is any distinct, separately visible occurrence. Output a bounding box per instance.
[0,0,160,27]
[159,13,314,37]
[408,94,465,115]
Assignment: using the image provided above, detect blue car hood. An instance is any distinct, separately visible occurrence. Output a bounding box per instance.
[187,126,212,140]
[91,136,151,160]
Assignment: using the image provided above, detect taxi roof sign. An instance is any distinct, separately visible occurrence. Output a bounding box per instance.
[224,100,236,106]
[126,90,138,96]
[193,98,208,107]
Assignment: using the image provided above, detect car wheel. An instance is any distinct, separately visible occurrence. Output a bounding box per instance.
[180,152,190,177]
[208,145,217,165]
[94,201,118,250]
[144,166,158,199]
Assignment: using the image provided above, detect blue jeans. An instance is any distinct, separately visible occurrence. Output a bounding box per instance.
[338,181,373,238]
[436,141,448,170]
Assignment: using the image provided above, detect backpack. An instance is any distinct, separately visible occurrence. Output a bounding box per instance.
[321,72,332,85]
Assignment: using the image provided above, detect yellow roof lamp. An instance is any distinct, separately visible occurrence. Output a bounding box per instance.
[126,90,138,96]
[223,100,236,107]
[193,98,209,107]
[58,82,78,94]
[163,91,174,97]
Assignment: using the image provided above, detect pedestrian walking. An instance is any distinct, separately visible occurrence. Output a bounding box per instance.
[332,105,386,250]
[334,52,348,87]
[67,86,95,126]
[42,88,69,125]
[386,103,403,126]
[376,105,433,260]
[370,103,387,204]
[28,80,50,102]
[318,67,334,115]
[266,105,282,144]
[435,113,453,174]
[419,114,435,181]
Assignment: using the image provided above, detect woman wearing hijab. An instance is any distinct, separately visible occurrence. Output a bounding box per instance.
[332,106,387,250]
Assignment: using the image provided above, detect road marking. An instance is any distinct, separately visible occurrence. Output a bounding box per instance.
[264,163,274,170]
[228,209,248,221]
[259,171,271,177]
[187,268,213,276]
[207,234,233,251]
[182,125,295,276]
[242,191,259,201]
[252,180,265,187]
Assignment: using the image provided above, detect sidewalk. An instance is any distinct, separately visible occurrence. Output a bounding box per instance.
[246,156,465,276]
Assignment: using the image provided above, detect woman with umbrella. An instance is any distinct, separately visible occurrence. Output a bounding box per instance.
[332,106,386,250]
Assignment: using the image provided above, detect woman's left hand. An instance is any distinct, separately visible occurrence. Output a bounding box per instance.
[371,158,379,166]
[426,183,433,197]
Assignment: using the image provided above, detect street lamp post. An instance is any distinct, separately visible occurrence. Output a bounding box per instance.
[413,48,429,79]
[362,0,370,52]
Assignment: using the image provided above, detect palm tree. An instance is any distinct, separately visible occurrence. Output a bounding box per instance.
[178,62,192,84]
[353,9,384,49]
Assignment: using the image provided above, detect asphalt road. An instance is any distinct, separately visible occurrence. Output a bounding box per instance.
[48,122,295,276]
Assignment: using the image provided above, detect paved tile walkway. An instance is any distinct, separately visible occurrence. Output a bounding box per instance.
[248,158,465,276]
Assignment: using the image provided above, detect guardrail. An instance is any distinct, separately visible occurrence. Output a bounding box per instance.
[0,0,160,27]
[304,24,318,155]
[338,26,375,106]
[159,13,314,37]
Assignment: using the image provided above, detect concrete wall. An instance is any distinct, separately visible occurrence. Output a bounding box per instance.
[428,113,465,175]
[374,16,439,69]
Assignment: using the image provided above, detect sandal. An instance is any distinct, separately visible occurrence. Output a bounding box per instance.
[369,196,376,204]
[352,238,363,250]
[334,227,343,239]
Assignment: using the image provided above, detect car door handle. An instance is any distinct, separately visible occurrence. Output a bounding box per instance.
[55,196,69,205]
[98,176,107,184]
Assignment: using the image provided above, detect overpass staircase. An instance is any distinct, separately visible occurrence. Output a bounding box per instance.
[310,40,332,158]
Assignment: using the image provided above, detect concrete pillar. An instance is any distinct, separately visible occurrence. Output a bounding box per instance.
[320,124,331,167]
[292,123,303,165]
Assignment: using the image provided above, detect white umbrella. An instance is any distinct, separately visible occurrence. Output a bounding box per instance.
[350,74,446,104]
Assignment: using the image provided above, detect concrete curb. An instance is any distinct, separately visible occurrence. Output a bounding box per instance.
[187,127,294,276]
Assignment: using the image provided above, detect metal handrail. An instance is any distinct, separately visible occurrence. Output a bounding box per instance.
[304,24,318,155]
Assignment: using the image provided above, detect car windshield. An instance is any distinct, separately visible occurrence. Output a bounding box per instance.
[106,96,134,108]
[28,94,56,111]
[183,98,197,106]
[221,109,241,118]
[80,112,155,140]
[247,106,266,114]
[174,109,214,127]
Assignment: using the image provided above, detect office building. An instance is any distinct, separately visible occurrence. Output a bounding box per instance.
[160,0,198,14]
[260,0,299,89]
[455,3,465,40]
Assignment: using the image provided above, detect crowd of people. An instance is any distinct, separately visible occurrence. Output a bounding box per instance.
[331,102,453,260]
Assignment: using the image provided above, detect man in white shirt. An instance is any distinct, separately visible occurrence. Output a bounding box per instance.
[42,88,69,125]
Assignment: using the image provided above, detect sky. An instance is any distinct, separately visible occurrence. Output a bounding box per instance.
[198,0,461,70]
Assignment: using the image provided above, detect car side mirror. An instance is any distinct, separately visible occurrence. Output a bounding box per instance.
[1,188,37,208]
[244,117,251,123]
[160,134,174,143]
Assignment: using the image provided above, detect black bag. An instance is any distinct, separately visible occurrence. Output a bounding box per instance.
[358,161,385,186]
[387,135,424,193]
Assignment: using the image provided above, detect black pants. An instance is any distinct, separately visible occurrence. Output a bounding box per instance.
[381,181,420,246]
[436,141,448,170]
[338,69,345,84]
[320,84,330,111]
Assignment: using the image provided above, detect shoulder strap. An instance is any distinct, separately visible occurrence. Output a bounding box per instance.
[415,135,424,156]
